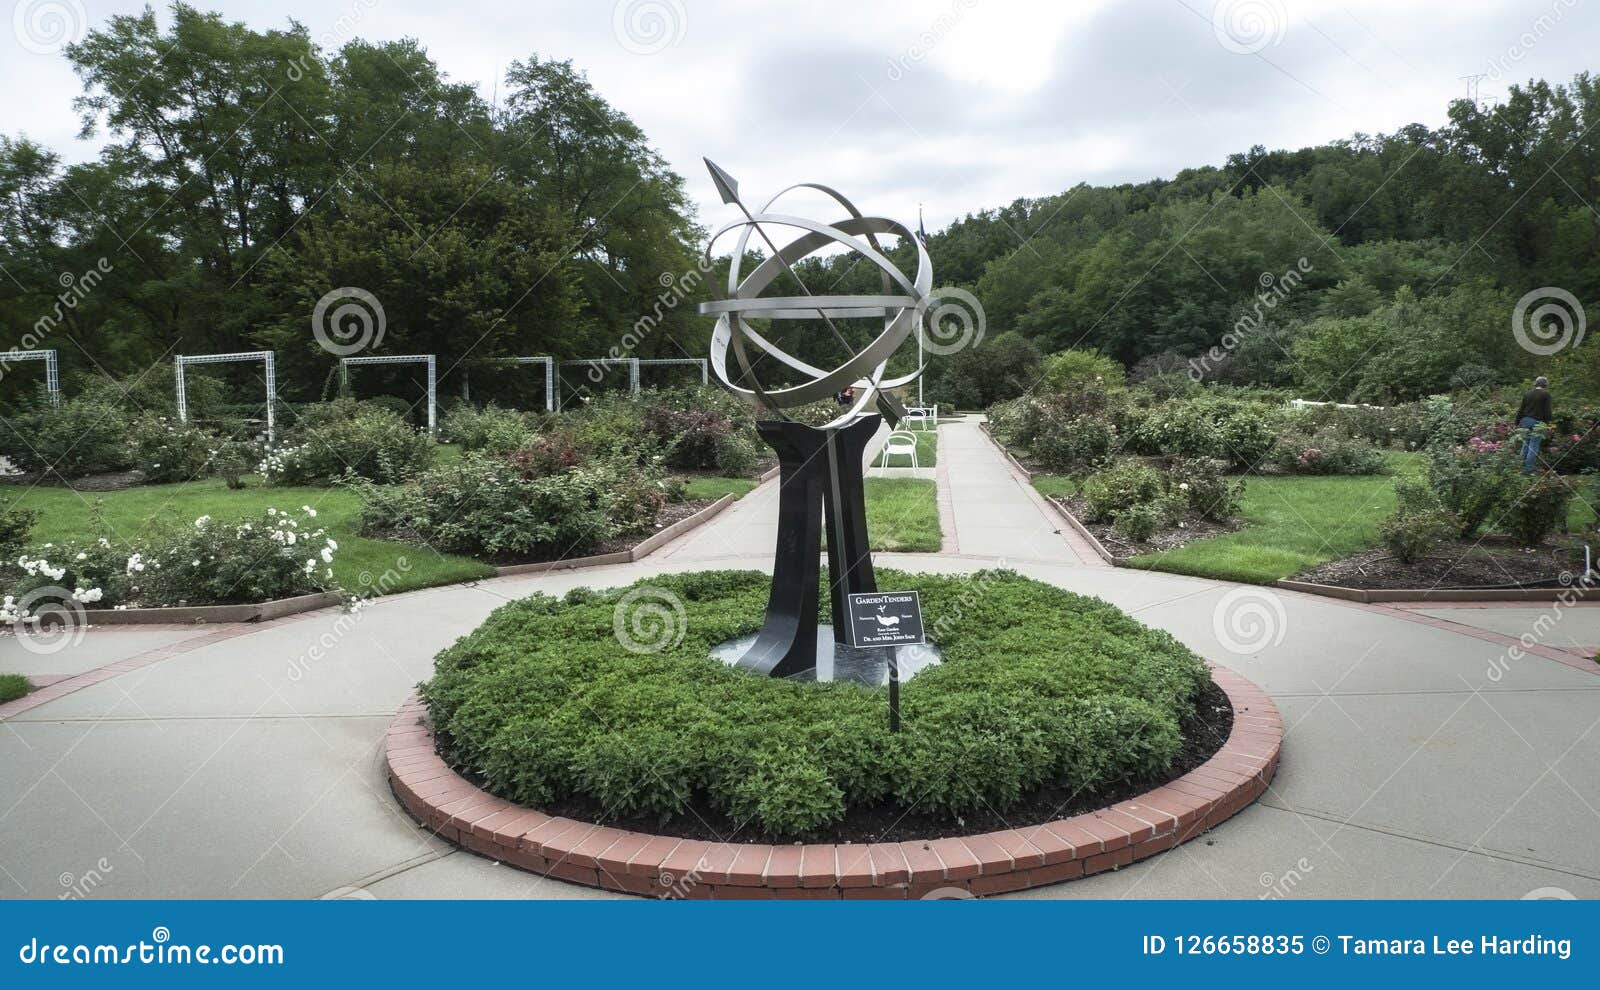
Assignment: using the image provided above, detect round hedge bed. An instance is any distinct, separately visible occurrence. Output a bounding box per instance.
[422,569,1226,843]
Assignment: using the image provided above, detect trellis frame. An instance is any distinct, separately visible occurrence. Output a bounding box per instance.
[2,349,61,407]
[494,356,556,412]
[176,350,275,441]
[637,357,709,387]
[557,358,639,410]
[340,354,438,434]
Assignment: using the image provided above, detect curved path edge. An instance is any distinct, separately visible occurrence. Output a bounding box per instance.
[384,666,1281,899]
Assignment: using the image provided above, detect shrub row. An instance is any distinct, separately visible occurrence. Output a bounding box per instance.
[354,451,676,560]
[1078,458,1243,543]
[987,353,1390,477]
[438,385,768,480]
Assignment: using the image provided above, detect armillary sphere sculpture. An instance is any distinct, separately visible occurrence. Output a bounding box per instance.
[698,158,931,678]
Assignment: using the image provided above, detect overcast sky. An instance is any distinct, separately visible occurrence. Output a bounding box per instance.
[4,0,1597,234]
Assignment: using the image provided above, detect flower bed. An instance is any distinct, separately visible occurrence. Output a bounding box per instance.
[421,569,1221,842]
[1044,458,1244,556]
[1,507,340,624]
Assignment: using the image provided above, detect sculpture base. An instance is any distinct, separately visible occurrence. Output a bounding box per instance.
[711,626,940,687]
[736,416,881,678]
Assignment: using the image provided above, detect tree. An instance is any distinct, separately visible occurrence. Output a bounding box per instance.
[924,331,1041,409]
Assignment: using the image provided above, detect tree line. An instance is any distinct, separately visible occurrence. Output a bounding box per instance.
[3,4,1596,413]
[0,3,704,409]
[920,71,1600,407]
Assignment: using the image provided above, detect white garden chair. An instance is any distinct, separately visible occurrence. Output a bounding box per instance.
[879,430,920,471]
[905,405,938,430]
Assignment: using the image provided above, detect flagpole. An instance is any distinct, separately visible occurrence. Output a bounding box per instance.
[917,204,926,408]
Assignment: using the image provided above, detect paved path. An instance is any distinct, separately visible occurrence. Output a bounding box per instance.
[1414,606,1600,654]
[936,418,1084,565]
[2,423,1598,900]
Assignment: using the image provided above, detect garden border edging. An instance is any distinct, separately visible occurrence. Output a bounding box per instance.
[81,591,344,625]
[383,666,1281,899]
[1273,578,1598,604]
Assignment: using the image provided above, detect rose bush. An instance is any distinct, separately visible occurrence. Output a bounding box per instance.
[0,507,338,617]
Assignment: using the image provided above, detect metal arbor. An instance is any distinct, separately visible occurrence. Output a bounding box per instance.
[557,358,638,410]
[495,357,556,412]
[175,351,276,442]
[637,357,709,388]
[2,349,61,407]
[339,355,438,434]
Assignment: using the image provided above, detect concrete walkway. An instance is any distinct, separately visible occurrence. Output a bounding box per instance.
[1413,606,1600,654]
[2,424,1598,900]
[937,418,1083,565]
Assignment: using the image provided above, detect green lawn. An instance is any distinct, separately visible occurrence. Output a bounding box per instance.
[874,429,937,468]
[863,477,941,552]
[1031,474,1077,500]
[0,674,32,704]
[2,477,493,596]
[1034,453,1596,584]
[681,476,759,501]
[1126,472,1411,583]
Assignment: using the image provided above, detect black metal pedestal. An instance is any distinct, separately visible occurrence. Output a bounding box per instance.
[737,415,881,678]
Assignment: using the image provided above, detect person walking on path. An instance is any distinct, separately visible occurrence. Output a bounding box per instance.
[1513,376,1554,473]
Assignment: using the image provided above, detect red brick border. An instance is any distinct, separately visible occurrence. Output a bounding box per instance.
[0,624,257,720]
[385,666,1280,898]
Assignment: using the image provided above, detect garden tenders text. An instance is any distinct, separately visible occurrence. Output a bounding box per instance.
[1337,934,1570,959]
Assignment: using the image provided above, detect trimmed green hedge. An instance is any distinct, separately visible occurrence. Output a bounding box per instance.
[422,569,1210,840]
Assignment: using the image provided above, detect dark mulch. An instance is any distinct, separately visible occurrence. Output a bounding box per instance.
[1050,495,1239,560]
[589,498,715,557]
[1295,534,1592,590]
[0,469,147,491]
[668,459,776,484]
[440,677,1234,845]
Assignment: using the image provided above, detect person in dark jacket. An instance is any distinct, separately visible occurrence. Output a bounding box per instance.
[1513,376,1554,472]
